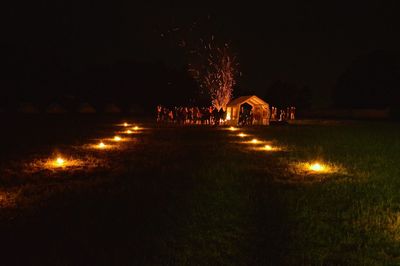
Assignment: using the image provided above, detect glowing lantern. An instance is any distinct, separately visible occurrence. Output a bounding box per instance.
[292,161,340,176]
[238,133,246,137]
[98,142,106,148]
[251,139,259,144]
[42,155,86,170]
[309,163,324,172]
[264,145,273,151]
[54,157,65,167]
[126,130,133,134]
[132,126,139,131]
[229,126,237,131]
[124,122,128,127]
[114,136,122,142]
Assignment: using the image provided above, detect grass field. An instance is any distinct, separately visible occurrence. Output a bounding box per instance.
[0,116,400,265]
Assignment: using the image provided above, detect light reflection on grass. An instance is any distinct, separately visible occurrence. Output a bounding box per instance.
[25,155,103,173]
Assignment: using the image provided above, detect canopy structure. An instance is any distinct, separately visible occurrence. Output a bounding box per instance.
[226,95,270,125]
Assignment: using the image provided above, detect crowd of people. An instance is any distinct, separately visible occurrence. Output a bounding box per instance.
[156,105,297,125]
[238,106,254,126]
[270,106,296,121]
[156,105,227,125]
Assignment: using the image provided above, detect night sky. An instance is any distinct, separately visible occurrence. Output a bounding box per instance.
[2,2,399,107]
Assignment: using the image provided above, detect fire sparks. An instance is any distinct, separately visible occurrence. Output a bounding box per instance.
[188,37,238,110]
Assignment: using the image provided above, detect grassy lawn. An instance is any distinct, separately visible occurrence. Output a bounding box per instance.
[0,117,400,265]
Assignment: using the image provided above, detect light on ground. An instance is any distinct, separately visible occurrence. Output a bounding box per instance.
[309,163,324,172]
[264,145,273,151]
[98,142,106,148]
[293,161,338,175]
[36,155,91,171]
[55,157,65,166]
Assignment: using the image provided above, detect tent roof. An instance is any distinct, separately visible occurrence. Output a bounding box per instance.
[227,95,268,107]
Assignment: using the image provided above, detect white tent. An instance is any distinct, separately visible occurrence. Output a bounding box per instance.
[226,95,270,126]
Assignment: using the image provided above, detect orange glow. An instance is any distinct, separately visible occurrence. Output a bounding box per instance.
[251,138,259,144]
[309,163,324,172]
[55,157,65,166]
[264,145,273,151]
[254,144,280,152]
[0,190,16,208]
[39,155,88,171]
[46,156,76,168]
[287,161,343,182]
[238,133,247,137]
[113,136,122,142]
[88,141,113,150]
[294,161,337,174]
[126,130,133,134]
[124,122,128,127]
[229,126,237,131]
[98,142,106,148]
[132,126,139,130]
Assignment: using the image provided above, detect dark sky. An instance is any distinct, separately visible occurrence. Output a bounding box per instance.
[3,2,399,107]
